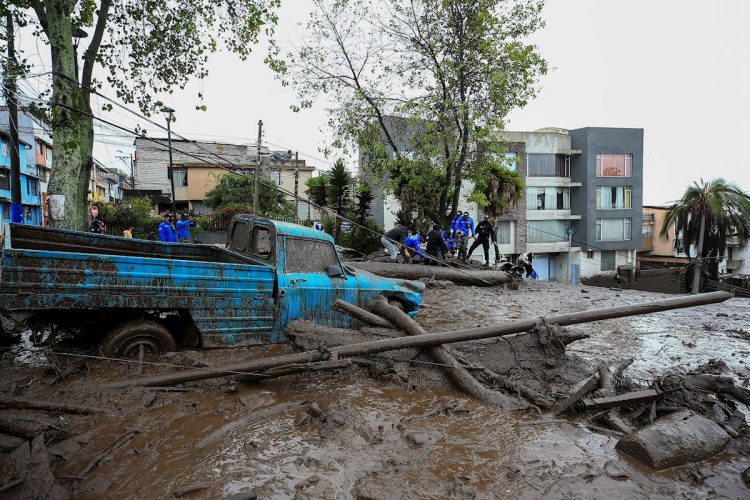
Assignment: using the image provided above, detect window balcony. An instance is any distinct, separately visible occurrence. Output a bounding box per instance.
[526,210,581,221]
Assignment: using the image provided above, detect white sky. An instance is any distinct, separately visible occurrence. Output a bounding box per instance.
[15,0,750,205]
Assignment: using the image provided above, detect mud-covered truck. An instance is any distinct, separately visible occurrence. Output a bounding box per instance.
[0,216,424,357]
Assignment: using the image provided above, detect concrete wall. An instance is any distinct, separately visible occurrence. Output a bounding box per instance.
[569,127,644,252]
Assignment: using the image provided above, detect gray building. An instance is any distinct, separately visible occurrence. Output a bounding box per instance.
[365,120,644,280]
[569,127,644,278]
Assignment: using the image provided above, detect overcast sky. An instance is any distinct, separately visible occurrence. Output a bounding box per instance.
[16,0,750,205]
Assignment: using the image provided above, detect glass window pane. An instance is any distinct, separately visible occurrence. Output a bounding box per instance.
[285,238,338,273]
[527,220,568,243]
[544,188,556,210]
[497,221,511,244]
[625,188,632,208]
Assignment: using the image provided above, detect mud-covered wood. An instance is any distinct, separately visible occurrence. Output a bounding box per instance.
[581,389,663,411]
[347,261,508,286]
[0,396,106,414]
[103,292,732,389]
[332,299,393,328]
[552,358,634,415]
[369,297,525,410]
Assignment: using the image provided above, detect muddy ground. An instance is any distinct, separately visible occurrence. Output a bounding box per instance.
[1,282,750,499]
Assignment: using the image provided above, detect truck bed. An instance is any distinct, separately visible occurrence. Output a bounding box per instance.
[1,224,279,345]
[7,223,248,264]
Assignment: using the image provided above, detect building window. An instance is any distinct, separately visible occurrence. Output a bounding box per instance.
[595,186,632,209]
[527,220,569,243]
[496,221,511,244]
[173,168,188,187]
[596,154,632,177]
[527,187,570,210]
[26,177,39,196]
[601,250,616,271]
[0,169,9,190]
[642,224,654,238]
[596,218,632,241]
[269,169,282,186]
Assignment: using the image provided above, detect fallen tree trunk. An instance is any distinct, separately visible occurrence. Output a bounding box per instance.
[332,299,393,328]
[552,358,634,415]
[240,359,352,382]
[683,374,750,406]
[0,396,106,414]
[369,297,524,410]
[347,261,508,286]
[195,401,308,449]
[103,291,732,389]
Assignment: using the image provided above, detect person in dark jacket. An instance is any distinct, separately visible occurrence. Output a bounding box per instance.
[467,215,496,266]
[381,225,409,262]
[89,217,106,235]
[158,213,178,243]
[425,224,447,266]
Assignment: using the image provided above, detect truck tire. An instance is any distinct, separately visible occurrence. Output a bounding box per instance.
[99,320,176,359]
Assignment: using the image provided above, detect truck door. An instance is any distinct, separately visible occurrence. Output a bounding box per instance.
[277,237,359,332]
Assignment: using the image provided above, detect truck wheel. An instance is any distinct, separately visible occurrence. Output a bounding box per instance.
[99,320,176,359]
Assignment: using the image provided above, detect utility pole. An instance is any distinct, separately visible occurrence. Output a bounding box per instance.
[294,151,299,221]
[567,226,574,284]
[253,120,263,215]
[163,107,176,216]
[5,13,23,224]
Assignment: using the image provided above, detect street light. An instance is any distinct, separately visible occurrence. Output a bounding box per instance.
[162,106,176,216]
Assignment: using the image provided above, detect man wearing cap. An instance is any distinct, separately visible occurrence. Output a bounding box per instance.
[176,212,196,243]
[467,215,496,266]
[451,211,475,238]
[158,213,178,243]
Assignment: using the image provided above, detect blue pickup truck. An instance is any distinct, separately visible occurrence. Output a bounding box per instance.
[0,216,424,357]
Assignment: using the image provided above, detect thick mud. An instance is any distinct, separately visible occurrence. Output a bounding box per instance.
[1,282,750,498]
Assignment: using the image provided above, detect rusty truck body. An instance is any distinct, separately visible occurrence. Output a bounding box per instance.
[0,216,424,357]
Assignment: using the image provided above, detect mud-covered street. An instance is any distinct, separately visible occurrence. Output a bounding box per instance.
[2,282,750,499]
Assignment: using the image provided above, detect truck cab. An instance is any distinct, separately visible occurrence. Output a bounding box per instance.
[226,216,424,339]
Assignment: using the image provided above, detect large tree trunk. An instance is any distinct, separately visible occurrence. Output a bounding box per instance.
[691,212,706,294]
[46,7,92,231]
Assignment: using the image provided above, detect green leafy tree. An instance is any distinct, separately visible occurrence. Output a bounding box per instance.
[5,0,279,230]
[305,175,329,211]
[353,184,374,224]
[204,173,292,217]
[281,0,545,225]
[327,159,352,241]
[661,178,750,294]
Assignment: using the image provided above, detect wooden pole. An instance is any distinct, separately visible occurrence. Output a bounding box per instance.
[370,297,524,409]
[332,299,393,328]
[103,291,732,389]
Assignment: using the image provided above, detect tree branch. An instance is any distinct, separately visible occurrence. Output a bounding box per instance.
[81,0,111,91]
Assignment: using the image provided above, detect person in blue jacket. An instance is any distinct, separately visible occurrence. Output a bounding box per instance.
[158,213,178,243]
[404,231,425,263]
[176,212,197,243]
[451,211,475,237]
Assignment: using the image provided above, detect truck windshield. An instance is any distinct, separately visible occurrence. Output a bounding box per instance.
[285,238,338,273]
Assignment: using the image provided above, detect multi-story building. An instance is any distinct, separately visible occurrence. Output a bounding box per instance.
[0,132,43,225]
[366,120,644,280]
[639,205,689,265]
[134,138,316,216]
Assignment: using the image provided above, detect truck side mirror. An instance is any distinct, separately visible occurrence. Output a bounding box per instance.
[326,264,344,278]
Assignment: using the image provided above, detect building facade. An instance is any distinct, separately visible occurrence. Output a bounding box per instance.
[0,133,42,225]
[366,121,644,280]
[134,138,316,215]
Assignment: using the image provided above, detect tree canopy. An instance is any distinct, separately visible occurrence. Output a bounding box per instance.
[281,0,546,226]
[204,172,293,218]
[661,178,750,293]
[5,0,279,229]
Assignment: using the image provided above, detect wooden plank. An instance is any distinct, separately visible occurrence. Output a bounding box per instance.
[581,389,663,411]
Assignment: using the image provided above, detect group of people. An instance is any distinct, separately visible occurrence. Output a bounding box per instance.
[158,212,196,243]
[88,210,196,243]
[379,212,536,276]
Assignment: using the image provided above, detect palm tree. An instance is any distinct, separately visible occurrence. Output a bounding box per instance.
[469,163,525,262]
[661,178,750,294]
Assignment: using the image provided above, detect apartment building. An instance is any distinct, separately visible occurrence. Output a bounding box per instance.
[134,138,316,216]
[569,128,644,279]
